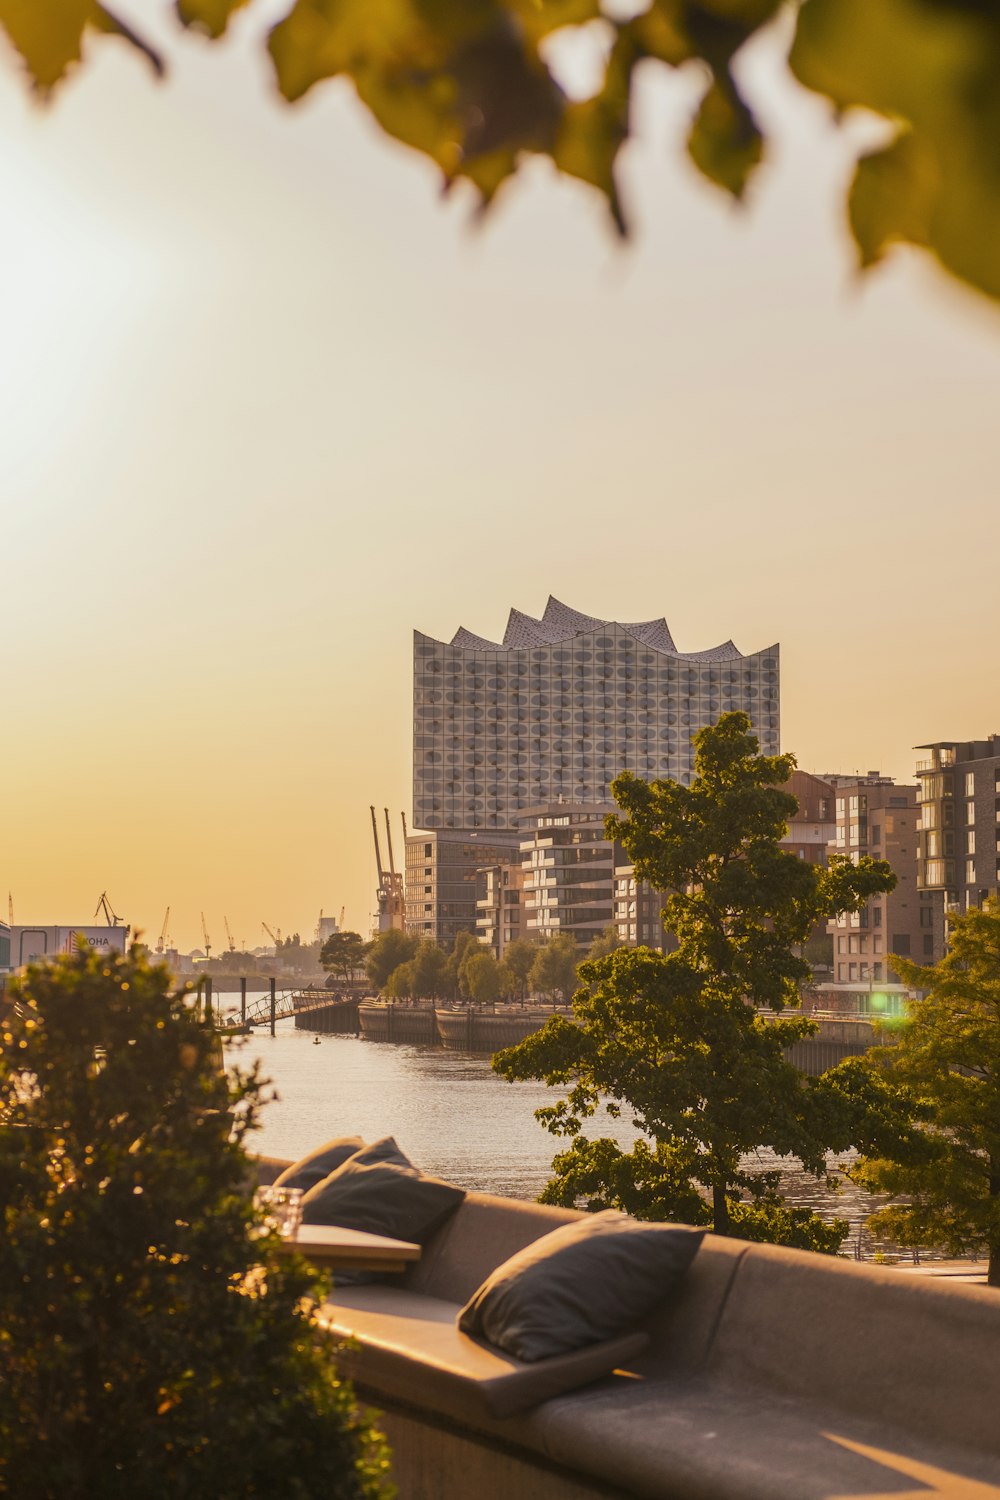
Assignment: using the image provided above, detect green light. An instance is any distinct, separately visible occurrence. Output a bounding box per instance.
[870,992,888,1012]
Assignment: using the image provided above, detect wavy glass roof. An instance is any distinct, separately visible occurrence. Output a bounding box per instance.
[445,596,744,662]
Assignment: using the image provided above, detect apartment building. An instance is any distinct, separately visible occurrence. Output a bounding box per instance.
[826,776,944,1004]
[915,736,1000,914]
[474,859,526,960]
[404,829,519,946]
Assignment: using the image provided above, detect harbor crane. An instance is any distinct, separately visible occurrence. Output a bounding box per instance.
[201,912,211,961]
[94,891,122,927]
[339,905,345,929]
[156,906,171,955]
[261,921,281,951]
[224,915,236,952]
[370,805,405,933]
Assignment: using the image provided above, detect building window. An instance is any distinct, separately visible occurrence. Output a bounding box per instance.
[870,824,881,845]
[848,935,859,954]
[923,935,935,955]
[873,935,883,953]
[919,907,934,928]
[873,963,883,980]
[967,830,976,855]
[424,843,433,858]
[837,936,845,953]
[966,800,976,826]
[873,907,882,927]
[965,772,976,797]
[966,859,976,883]
[849,964,858,981]
[891,934,911,956]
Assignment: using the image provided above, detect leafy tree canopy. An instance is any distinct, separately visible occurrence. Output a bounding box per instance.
[320,929,369,983]
[0,943,390,1497]
[845,899,1000,1286]
[529,932,581,1003]
[496,713,896,1245]
[2,1,998,304]
[463,947,502,1004]
[365,926,418,990]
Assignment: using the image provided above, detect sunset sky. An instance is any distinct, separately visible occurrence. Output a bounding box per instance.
[3,5,999,952]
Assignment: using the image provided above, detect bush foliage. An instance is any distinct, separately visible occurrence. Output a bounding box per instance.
[0,944,392,1500]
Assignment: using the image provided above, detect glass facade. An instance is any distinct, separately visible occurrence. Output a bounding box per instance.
[413,602,780,832]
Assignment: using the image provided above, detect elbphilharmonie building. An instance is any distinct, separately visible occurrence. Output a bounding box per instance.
[413,597,780,834]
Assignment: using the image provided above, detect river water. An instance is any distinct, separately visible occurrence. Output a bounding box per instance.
[224,1017,903,1257]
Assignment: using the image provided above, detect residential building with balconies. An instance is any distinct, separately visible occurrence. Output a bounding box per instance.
[915,736,1000,916]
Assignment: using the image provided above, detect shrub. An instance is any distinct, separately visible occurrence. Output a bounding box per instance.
[0,944,392,1499]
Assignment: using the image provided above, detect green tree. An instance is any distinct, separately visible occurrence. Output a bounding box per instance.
[587,924,622,962]
[4,1,999,306]
[366,927,418,991]
[529,933,581,1003]
[498,939,536,1001]
[0,943,390,1497]
[463,949,501,1005]
[847,901,1000,1287]
[384,940,450,1000]
[450,930,481,1000]
[495,713,896,1243]
[321,930,369,986]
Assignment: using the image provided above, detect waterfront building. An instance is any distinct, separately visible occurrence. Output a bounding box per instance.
[825,775,943,1008]
[2,924,130,971]
[404,828,520,947]
[780,771,836,864]
[474,859,526,960]
[412,596,780,834]
[518,801,618,948]
[0,922,8,972]
[915,735,1000,915]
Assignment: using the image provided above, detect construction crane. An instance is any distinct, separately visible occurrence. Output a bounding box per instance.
[8,892,13,925]
[261,921,281,951]
[401,811,408,841]
[339,905,345,929]
[94,891,122,927]
[370,804,405,933]
[224,915,236,952]
[156,906,170,955]
[201,912,211,960]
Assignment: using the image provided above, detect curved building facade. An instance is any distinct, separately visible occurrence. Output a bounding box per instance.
[413,597,779,833]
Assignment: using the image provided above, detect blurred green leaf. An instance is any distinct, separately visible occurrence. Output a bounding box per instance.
[791,0,1000,300]
[849,129,936,269]
[687,74,761,197]
[0,0,161,93]
[176,0,254,40]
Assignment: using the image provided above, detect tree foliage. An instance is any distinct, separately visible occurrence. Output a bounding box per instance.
[498,938,536,1001]
[320,929,369,985]
[495,714,895,1245]
[365,927,418,991]
[383,938,451,999]
[529,932,581,1003]
[462,948,502,1005]
[0,943,391,1498]
[846,900,1000,1286]
[2,1,998,305]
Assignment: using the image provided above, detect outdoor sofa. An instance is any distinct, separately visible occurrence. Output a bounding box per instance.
[257,1156,1000,1500]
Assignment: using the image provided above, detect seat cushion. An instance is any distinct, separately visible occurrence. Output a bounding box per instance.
[302,1149,465,1252]
[458,1212,704,1362]
[272,1135,365,1191]
[536,1372,1000,1500]
[320,1285,649,1421]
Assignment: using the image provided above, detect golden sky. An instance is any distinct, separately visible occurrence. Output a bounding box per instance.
[3,7,999,951]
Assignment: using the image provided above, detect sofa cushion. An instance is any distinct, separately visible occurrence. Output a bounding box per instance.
[405,1193,581,1303]
[536,1369,1000,1500]
[272,1135,365,1191]
[302,1149,465,1251]
[458,1212,704,1362]
[320,1285,649,1421]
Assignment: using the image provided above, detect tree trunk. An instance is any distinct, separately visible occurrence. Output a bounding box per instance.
[989,1247,1000,1288]
[712,1183,730,1236]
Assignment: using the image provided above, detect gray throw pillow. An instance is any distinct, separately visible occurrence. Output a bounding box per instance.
[458,1211,704,1362]
[272,1136,366,1192]
[301,1148,464,1248]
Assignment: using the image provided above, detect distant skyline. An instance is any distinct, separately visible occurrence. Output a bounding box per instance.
[3,8,999,951]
